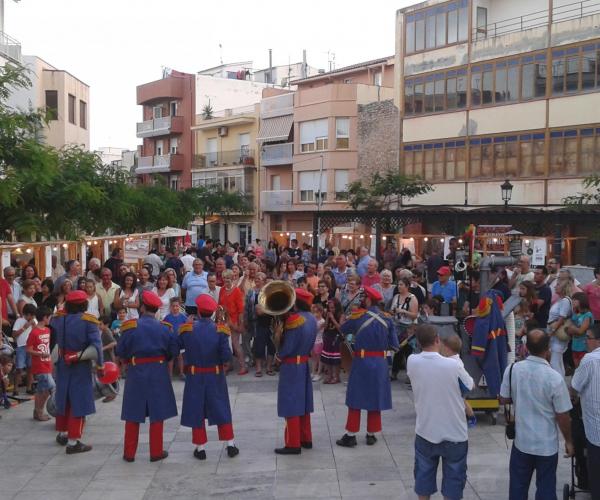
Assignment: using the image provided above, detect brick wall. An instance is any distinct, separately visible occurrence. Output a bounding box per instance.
[357,99,399,178]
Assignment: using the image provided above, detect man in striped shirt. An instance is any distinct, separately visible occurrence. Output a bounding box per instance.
[571,323,600,500]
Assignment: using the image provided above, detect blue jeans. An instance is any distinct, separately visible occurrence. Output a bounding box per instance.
[509,444,558,500]
[414,435,468,500]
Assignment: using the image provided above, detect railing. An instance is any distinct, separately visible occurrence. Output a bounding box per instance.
[261,190,293,211]
[211,104,257,118]
[194,149,255,168]
[260,142,293,166]
[136,116,172,136]
[260,93,294,118]
[0,31,22,63]
[472,0,600,40]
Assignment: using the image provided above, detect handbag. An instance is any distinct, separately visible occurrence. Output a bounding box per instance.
[505,363,515,440]
[551,297,572,342]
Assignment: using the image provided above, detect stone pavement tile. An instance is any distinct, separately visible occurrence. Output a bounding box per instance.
[12,490,83,500]
[273,469,340,498]
[339,479,408,499]
[86,471,156,493]
[202,471,276,499]
[22,464,97,492]
[0,471,38,495]
[78,490,147,500]
[336,466,402,483]
[276,448,336,471]
[216,452,277,474]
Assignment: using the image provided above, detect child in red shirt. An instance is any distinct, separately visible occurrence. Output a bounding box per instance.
[26,306,54,421]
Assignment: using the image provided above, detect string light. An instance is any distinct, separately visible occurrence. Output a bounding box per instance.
[62,243,68,249]
[279,233,283,237]
[492,238,498,244]
[348,236,353,240]
[369,235,374,239]
[524,239,530,245]
[440,238,445,243]
[302,232,306,236]
[382,236,387,241]
[52,246,58,251]
[25,248,32,254]
[308,233,313,238]
[424,237,429,242]
[360,235,364,239]
[458,239,463,244]
[86,241,92,246]
[409,237,414,241]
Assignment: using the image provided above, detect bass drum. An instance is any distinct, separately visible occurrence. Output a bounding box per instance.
[340,341,353,374]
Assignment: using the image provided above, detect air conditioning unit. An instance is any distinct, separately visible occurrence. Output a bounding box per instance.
[218,126,229,137]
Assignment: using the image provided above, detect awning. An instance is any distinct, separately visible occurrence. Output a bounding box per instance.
[157,226,190,237]
[257,114,293,142]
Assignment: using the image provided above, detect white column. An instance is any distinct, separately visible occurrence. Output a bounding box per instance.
[44,246,52,278]
[80,242,87,272]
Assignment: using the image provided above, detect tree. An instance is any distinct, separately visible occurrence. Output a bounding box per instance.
[201,102,214,120]
[216,189,253,243]
[347,169,433,210]
[563,175,600,205]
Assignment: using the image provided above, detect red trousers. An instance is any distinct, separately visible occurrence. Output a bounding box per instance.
[124,421,164,459]
[55,400,85,440]
[192,422,234,445]
[284,414,312,448]
[345,408,382,433]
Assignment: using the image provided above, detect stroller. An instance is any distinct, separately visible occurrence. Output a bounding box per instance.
[563,401,589,499]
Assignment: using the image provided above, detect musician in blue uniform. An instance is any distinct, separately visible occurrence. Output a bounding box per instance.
[116,291,179,462]
[336,286,399,447]
[179,294,239,460]
[275,288,317,455]
[52,290,104,454]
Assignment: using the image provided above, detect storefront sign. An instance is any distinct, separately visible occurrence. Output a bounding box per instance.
[476,225,512,253]
[124,238,150,264]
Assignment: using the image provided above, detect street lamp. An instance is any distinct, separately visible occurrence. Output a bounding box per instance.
[501,179,513,208]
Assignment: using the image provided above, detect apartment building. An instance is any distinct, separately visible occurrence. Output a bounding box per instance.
[394,0,600,263]
[7,55,90,150]
[259,57,395,246]
[136,70,195,190]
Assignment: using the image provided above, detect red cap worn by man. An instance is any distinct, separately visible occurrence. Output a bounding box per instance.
[141,290,162,310]
[195,295,218,316]
[437,266,452,277]
[295,288,314,306]
[66,290,88,304]
[362,286,383,303]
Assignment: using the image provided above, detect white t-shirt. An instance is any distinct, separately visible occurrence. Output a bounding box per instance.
[180,254,195,274]
[13,317,36,347]
[407,351,474,444]
[120,288,139,320]
[152,287,176,320]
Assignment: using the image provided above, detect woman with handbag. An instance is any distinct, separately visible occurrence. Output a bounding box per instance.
[389,278,418,380]
[546,280,573,376]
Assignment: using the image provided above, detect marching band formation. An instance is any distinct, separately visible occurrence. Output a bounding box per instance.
[49,282,398,461]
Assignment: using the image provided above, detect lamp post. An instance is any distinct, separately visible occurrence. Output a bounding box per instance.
[501,179,513,208]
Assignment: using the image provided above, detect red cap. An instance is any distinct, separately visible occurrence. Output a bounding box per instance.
[362,286,383,303]
[141,290,162,309]
[65,290,87,304]
[437,266,452,277]
[295,288,314,305]
[195,294,218,315]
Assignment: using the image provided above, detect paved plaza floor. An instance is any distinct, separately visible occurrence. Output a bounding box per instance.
[0,372,589,499]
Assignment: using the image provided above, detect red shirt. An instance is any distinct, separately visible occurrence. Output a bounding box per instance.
[0,278,11,321]
[218,286,244,327]
[26,326,52,374]
[361,274,381,287]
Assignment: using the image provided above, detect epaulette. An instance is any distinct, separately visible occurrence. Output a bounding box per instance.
[381,311,393,318]
[285,313,305,330]
[476,297,492,318]
[81,312,100,325]
[217,323,231,336]
[179,323,193,334]
[54,309,66,317]
[348,308,367,320]
[121,319,137,332]
[161,320,173,330]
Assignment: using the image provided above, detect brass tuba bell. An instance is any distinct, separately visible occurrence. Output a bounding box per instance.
[257,280,296,349]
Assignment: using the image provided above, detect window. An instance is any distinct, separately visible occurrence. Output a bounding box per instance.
[45,90,58,120]
[271,175,281,191]
[475,7,487,40]
[405,68,467,116]
[405,0,468,55]
[334,170,349,200]
[549,127,600,176]
[552,44,600,94]
[170,137,178,155]
[300,119,328,152]
[239,132,250,155]
[170,101,177,116]
[299,171,327,202]
[336,118,350,149]
[79,100,87,129]
[170,176,179,191]
[206,138,217,165]
[156,140,164,156]
[373,71,382,86]
[68,94,76,124]
[153,106,163,119]
[403,141,466,181]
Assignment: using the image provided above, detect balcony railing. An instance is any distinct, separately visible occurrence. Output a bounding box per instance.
[136,154,183,174]
[260,142,293,166]
[472,0,600,40]
[136,116,183,138]
[0,31,22,63]
[194,149,255,168]
[261,190,293,211]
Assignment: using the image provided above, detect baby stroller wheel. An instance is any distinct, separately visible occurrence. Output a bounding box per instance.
[562,483,570,500]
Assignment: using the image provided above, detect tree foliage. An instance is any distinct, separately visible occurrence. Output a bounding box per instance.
[347,169,433,210]
[563,175,600,206]
[0,65,250,242]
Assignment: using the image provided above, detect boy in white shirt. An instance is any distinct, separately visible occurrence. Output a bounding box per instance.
[12,303,37,395]
[440,334,477,427]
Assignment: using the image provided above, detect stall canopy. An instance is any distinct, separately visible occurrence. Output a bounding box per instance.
[256,115,293,142]
[157,226,190,237]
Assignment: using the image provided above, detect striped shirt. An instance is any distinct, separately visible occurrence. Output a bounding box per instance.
[571,347,600,446]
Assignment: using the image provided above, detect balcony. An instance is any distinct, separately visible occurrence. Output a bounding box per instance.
[0,31,22,63]
[136,154,184,174]
[260,142,293,166]
[194,149,255,169]
[261,190,293,211]
[136,116,183,138]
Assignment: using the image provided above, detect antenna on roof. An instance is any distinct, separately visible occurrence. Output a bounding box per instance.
[219,43,223,65]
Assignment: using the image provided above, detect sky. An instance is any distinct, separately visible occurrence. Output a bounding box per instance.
[4,0,411,151]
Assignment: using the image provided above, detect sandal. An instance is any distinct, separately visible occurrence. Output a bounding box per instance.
[266,370,275,376]
[254,371,263,377]
[237,369,249,376]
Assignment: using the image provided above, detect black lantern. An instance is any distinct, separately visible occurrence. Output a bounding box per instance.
[501,179,513,207]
